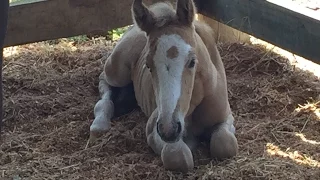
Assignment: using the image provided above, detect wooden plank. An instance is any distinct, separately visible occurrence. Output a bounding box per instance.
[4,0,175,48]
[4,0,135,47]
[5,0,320,65]
[197,0,320,64]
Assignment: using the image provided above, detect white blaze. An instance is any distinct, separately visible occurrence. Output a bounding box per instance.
[153,34,191,116]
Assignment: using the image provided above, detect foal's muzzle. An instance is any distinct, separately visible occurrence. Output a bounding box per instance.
[156,120,182,143]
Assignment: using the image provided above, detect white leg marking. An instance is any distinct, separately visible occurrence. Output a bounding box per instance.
[90,73,114,136]
[90,98,114,133]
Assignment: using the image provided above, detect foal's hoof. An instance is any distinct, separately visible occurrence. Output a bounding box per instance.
[89,119,110,143]
[88,130,104,143]
[89,124,110,141]
[161,140,194,173]
[210,127,238,160]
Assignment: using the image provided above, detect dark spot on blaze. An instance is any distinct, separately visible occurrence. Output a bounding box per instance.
[166,46,179,59]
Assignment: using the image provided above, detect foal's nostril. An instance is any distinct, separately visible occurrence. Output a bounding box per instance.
[156,121,182,142]
[156,121,162,136]
[175,121,182,135]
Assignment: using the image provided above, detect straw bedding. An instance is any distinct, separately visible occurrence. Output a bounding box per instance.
[1,37,319,179]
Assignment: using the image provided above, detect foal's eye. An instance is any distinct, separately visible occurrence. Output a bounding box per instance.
[188,58,196,68]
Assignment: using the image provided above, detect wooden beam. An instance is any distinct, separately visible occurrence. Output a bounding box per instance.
[4,0,136,47]
[198,0,320,64]
[4,0,176,48]
[5,0,320,65]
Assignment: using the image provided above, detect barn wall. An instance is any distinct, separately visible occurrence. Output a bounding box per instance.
[197,14,251,44]
[4,0,320,65]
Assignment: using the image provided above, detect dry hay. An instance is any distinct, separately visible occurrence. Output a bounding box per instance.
[0,37,319,180]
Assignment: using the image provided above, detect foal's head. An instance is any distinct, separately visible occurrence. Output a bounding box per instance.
[132,0,198,143]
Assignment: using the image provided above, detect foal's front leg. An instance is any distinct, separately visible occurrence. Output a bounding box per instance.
[146,110,194,173]
[209,114,238,160]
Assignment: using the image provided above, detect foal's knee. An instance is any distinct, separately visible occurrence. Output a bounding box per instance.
[210,126,238,160]
[161,140,194,173]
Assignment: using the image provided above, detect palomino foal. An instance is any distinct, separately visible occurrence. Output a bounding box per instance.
[90,0,238,172]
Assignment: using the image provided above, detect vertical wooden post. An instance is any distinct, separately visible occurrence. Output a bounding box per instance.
[0,0,10,138]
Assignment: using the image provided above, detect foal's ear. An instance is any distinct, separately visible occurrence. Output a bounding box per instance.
[176,0,196,26]
[132,0,155,34]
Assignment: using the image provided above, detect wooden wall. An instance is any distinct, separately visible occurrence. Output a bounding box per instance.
[4,0,320,64]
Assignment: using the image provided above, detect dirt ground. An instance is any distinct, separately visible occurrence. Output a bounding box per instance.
[0,35,319,180]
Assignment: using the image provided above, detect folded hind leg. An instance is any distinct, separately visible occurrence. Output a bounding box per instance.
[89,72,137,141]
[89,72,115,141]
[89,26,143,141]
[146,110,194,173]
[209,114,238,160]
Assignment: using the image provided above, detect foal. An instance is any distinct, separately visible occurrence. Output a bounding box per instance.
[90,0,238,172]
